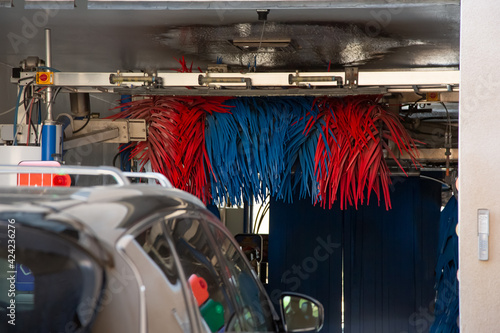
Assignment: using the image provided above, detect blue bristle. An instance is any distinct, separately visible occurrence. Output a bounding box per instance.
[205,97,325,206]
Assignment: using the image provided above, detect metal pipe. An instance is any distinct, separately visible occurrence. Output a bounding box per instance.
[109,74,155,84]
[390,170,421,177]
[289,74,343,85]
[388,87,459,93]
[198,75,252,88]
[45,29,53,121]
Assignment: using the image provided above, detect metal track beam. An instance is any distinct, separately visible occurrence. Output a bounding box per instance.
[114,87,389,97]
[64,128,120,150]
[400,148,458,162]
[18,70,459,93]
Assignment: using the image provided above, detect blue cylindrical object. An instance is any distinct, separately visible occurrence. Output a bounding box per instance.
[41,123,57,161]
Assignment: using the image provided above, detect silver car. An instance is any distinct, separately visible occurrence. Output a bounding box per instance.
[0,166,323,333]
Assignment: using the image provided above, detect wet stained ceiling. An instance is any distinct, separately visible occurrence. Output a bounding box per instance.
[0,1,460,72]
[156,14,459,71]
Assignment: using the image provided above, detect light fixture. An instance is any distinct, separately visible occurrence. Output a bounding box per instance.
[257,9,270,21]
[232,38,292,48]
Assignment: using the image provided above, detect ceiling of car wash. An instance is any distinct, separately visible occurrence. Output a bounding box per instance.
[0,0,460,152]
[0,0,459,72]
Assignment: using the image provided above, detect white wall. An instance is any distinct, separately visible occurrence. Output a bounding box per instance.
[459,1,500,331]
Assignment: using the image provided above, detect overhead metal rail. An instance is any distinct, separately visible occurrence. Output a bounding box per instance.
[15,68,460,96]
[0,165,130,186]
[123,172,172,188]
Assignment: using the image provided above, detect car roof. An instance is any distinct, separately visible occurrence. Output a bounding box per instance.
[0,184,210,258]
[0,184,205,209]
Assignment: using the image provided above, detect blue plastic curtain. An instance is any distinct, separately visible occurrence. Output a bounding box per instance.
[430,196,459,333]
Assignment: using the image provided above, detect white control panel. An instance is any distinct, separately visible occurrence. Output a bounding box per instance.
[478,209,490,261]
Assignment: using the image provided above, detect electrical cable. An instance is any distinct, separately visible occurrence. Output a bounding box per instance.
[17,76,34,83]
[73,116,91,134]
[253,200,265,233]
[410,116,457,122]
[37,99,42,125]
[257,20,266,52]
[420,175,451,190]
[13,86,24,146]
[112,152,121,169]
[23,81,33,110]
[404,95,426,117]
[254,201,270,234]
[25,87,45,145]
[33,101,42,145]
[441,102,452,179]
[254,19,267,72]
[252,194,270,233]
[26,97,35,145]
[17,109,27,129]
[0,84,47,118]
[0,106,16,117]
[51,87,62,103]
[441,102,452,131]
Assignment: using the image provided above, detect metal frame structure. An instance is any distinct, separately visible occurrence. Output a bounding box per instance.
[9,67,460,162]
[14,69,460,96]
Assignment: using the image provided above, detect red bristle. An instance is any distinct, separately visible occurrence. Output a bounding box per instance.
[107,94,232,204]
[309,95,418,210]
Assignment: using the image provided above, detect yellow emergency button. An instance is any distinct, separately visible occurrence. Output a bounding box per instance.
[426,92,440,101]
[36,71,54,85]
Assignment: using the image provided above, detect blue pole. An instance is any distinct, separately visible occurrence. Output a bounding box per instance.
[41,122,57,161]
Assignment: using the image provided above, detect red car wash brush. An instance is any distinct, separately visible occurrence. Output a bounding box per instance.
[309,95,419,210]
[109,95,231,204]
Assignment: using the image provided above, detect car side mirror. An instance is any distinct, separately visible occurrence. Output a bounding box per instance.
[280,292,324,332]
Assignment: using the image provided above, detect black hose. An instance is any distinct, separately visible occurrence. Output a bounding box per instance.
[73,117,90,134]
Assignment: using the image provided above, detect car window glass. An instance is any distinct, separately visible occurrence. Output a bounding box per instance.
[208,224,276,332]
[136,222,178,285]
[165,218,240,333]
[134,222,193,332]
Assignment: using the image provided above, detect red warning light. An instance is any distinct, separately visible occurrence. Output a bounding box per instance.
[52,174,71,187]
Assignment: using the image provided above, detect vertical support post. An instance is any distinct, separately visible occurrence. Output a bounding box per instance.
[243,199,253,234]
[41,28,58,161]
[45,28,53,121]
